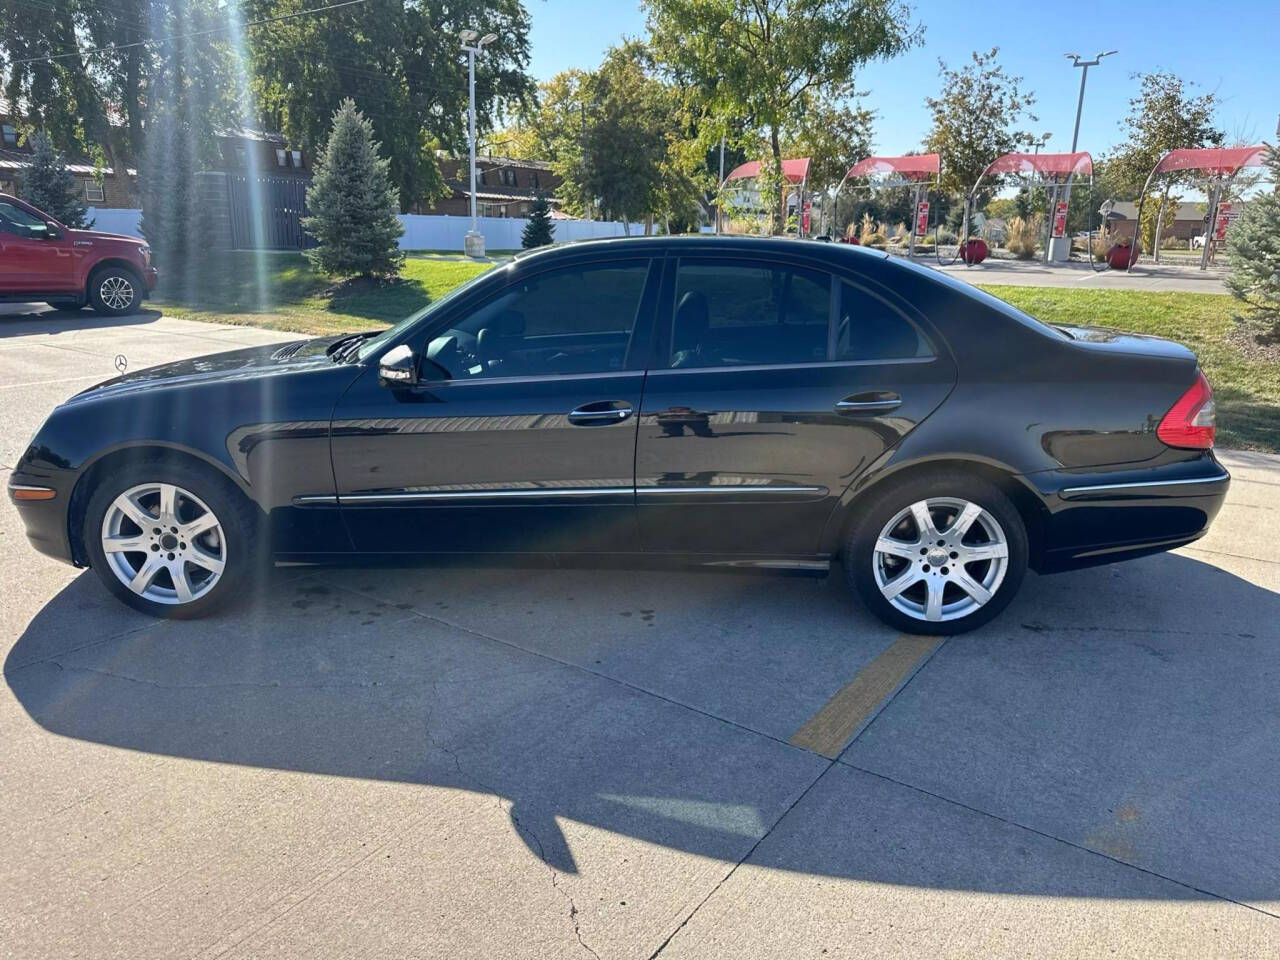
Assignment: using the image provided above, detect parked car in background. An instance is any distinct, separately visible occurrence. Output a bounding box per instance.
[9,237,1228,634]
[0,192,156,315]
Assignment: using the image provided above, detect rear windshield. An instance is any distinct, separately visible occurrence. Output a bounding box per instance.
[891,256,1069,341]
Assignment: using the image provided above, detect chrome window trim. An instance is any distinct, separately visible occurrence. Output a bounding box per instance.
[645,356,936,376]
[1058,472,1230,499]
[417,369,644,388]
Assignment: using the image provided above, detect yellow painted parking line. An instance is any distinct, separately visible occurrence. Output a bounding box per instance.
[790,633,943,758]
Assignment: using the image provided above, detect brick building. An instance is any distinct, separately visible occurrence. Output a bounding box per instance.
[0,118,138,209]
[415,155,562,217]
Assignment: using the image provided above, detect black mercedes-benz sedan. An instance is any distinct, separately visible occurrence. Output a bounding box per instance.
[9,237,1229,633]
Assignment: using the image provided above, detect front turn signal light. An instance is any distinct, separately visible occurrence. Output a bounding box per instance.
[9,485,56,501]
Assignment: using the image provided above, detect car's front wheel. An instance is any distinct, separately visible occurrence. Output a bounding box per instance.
[846,472,1028,635]
[84,459,258,618]
[87,266,141,316]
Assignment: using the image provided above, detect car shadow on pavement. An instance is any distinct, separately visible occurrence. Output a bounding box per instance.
[0,305,163,337]
[5,551,1279,901]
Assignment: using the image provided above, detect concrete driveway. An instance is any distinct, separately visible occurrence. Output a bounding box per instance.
[3,305,1279,958]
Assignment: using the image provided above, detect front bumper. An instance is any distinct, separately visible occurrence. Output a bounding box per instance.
[8,471,78,566]
[1029,454,1230,573]
[144,265,158,292]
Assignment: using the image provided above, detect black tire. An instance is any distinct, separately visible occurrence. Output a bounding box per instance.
[87,265,142,316]
[845,471,1028,635]
[83,457,261,619]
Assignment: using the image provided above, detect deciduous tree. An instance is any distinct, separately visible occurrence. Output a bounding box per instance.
[924,48,1038,207]
[645,0,919,231]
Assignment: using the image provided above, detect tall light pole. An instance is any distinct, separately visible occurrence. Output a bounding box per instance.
[1065,50,1117,153]
[460,29,498,258]
[1050,50,1117,262]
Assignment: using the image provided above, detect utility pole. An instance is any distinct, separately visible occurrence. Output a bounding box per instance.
[459,29,498,258]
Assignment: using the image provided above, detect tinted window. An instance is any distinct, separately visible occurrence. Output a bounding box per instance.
[423,261,650,380]
[669,262,831,368]
[0,200,48,238]
[834,281,933,361]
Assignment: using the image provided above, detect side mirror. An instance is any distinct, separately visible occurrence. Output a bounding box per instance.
[44,224,61,241]
[378,344,418,388]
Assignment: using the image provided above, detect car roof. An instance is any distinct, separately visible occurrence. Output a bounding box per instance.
[512,233,892,266]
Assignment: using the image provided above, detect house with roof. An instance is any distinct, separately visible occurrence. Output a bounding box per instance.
[0,116,138,209]
[415,154,563,218]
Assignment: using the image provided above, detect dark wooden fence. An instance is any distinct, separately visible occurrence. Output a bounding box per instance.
[226,174,313,250]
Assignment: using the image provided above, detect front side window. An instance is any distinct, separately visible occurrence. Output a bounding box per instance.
[0,199,49,238]
[669,261,832,368]
[423,261,651,380]
[834,282,933,361]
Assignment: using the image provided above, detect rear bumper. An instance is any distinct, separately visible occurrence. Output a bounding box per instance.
[1028,454,1230,573]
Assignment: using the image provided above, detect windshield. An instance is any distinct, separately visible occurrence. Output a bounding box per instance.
[355,264,503,362]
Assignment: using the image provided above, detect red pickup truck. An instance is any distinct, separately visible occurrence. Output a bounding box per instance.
[0,192,157,315]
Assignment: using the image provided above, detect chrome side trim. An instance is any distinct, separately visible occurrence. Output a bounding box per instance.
[1059,472,1230,499]
[338,487,634,505]
[636,485,826,496]
[293,495,340,506]
[701,558,832,571]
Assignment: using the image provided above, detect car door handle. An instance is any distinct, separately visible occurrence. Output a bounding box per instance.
[835,393,902,415]
[568,401,633,425]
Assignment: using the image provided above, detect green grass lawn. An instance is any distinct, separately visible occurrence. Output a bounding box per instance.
[155,252,493,336]
[980,285,1279,453]
[154,253,1277,452]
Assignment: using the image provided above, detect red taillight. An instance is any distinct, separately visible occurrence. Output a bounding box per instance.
[1157,369,1215,449]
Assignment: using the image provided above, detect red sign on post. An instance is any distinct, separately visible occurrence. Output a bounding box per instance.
[802,200,811,235]
[1052,201,1069,239]
[915,201,930,237]
[1214,202,1234,241]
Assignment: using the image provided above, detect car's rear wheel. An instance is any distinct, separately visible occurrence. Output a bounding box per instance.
[87,266,141,316]
[84,459,258,618]
[846,472,1028,635]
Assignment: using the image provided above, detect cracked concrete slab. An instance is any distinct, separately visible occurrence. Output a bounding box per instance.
[657,763,1280,959]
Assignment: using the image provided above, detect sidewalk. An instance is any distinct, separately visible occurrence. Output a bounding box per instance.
[933,257,1229,294]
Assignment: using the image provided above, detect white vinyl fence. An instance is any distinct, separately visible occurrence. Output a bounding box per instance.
[85,208,635,251]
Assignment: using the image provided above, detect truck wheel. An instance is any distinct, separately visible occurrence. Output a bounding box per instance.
[88,267,141,316]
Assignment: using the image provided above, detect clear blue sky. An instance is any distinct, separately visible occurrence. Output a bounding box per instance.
[526,0,1279,157]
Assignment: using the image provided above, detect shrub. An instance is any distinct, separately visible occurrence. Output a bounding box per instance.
[1006,216,1040,259]
[1226,145,1280,338]
[521,191,554,249]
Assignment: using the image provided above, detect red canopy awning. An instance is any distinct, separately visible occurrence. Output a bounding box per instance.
[724,157,811,184]
[1153,145,1268,176]
[846,153,940,180]
[981,151,1093,180]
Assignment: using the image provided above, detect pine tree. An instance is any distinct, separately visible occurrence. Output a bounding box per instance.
[19,132,92,228]
[521,191,555,248]
[302,99,404,278]
[1225,146,1280,339]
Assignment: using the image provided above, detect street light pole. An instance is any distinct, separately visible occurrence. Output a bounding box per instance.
[459,29,498,258]
[1055,50,1117,262]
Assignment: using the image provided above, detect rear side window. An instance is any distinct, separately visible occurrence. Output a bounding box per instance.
[835,281,933,361]
[669,261,832,368]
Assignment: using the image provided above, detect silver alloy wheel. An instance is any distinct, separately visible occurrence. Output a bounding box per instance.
[872,497,1009,623]
[99,275,135,311]
[100,482,226,605]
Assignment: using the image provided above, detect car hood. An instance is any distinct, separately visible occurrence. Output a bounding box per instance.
[67,335,350,403]
[66,227,146,246]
